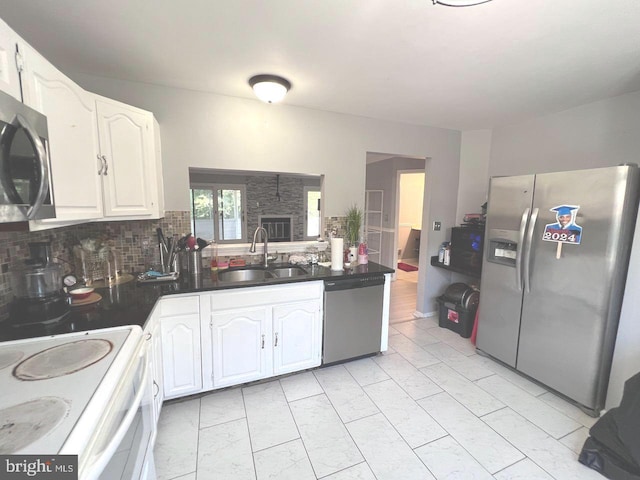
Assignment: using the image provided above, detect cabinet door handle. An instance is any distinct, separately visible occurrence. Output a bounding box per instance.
[97,154,104,175]
[153,380,159,399]
[101,155,108,175]
[261,334,265,349]
[145,332,152,341]
[274,332,279,347]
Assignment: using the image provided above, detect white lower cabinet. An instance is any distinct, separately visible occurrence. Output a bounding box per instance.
[201,282,323,391]
[157,296,202,399]
[151,284,323,401]
[272,301,322,376]
[150,320,164,423]
[210,307,271,388]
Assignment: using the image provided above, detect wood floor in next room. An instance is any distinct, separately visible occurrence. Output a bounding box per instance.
[390,258,419,324]
[154,314,600,480]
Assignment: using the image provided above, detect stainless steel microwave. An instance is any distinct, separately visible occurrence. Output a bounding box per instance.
[0,89,55,222]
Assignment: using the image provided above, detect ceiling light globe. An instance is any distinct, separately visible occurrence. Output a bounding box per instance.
[249,75,291,104]
[432,0,492,6]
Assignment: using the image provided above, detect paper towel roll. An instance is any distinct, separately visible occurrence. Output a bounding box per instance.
[330,237,344,271]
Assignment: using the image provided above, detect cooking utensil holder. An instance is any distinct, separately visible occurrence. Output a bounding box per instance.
[188,250,202,276]
[178,251,189,274]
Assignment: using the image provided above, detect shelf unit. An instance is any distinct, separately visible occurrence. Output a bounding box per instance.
[365,190,383,262]
[430,256,481,278]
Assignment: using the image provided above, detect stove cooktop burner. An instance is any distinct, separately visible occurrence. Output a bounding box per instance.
[13,339,113,381]
[0,397,70,454]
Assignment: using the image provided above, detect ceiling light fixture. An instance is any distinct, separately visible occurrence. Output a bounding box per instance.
[432,0,492,6]
[249,74,291,104]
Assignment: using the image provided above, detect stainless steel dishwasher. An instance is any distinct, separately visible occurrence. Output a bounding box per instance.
[322,274,386,365]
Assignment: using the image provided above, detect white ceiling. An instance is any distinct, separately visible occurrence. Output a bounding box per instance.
[1,0,639,130]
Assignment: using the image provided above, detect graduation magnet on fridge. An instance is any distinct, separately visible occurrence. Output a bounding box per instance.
[542,205,583,259]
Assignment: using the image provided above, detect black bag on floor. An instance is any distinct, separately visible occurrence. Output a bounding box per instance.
[579,372,640,479]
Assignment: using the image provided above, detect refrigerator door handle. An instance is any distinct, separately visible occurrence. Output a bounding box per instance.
[523,207,539,293]
[515,208,530,292]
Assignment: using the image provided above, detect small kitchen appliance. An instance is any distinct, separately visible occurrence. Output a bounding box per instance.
[9,241,70,326]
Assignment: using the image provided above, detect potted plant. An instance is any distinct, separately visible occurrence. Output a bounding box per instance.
[345,204,363,263]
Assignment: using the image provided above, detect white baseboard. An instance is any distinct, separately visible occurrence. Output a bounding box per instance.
[413,310,437,318]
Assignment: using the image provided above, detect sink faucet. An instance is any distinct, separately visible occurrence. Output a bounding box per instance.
[250,226,269,267]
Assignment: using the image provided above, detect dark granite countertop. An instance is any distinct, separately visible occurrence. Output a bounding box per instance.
[1,262,394,342]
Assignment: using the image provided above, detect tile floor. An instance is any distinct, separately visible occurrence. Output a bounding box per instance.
[154,314,601,480]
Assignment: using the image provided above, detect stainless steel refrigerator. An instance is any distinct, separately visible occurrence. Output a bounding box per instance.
[477,165,640,415]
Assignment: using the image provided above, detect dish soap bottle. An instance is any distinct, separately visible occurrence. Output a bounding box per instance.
[358,236,368,265]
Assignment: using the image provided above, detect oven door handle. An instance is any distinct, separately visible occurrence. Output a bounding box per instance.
[85,360,151,480]
[13,114,50,220]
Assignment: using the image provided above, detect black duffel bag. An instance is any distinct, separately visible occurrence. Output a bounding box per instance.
[579,372,640,479]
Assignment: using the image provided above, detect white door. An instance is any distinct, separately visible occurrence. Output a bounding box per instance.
[0,19,21,100]
[20,44,103,222]
[272,300,321,376]
[96,97,156,217]
[160,314,203,399]
[210,307,271,388]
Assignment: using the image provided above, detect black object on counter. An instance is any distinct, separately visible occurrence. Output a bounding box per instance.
[196,237,209,250]
[579,372,640,479]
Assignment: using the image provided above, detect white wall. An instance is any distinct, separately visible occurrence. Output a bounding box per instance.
[456,130,492,224]
[486,90,640,409]
[399,172,425,229]
[73,73,462,313]
[490,92,640,177]
[74,73,459,215]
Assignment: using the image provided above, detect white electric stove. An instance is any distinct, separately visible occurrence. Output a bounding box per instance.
[0,325,154,480]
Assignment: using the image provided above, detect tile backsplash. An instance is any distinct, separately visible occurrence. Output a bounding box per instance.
[0,211,191,320]
[0,213,347,320]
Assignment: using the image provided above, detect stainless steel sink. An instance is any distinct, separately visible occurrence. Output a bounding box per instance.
[216,264,309,282]
[270,266,308,278]
[217,268,275,283]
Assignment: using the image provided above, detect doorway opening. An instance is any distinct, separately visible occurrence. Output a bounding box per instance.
[365,153,426,324]
[396,171,425,269]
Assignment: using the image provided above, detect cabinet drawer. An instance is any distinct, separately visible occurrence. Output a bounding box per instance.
[158,295,199,316]
[204,281,323,311]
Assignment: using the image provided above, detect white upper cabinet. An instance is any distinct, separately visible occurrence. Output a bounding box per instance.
[0,18,21,100]
[95,95,163,218]
[16,38,164,229]
[20,42,104,224]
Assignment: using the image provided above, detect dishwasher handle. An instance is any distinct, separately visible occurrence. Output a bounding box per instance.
[324,274,385,291]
